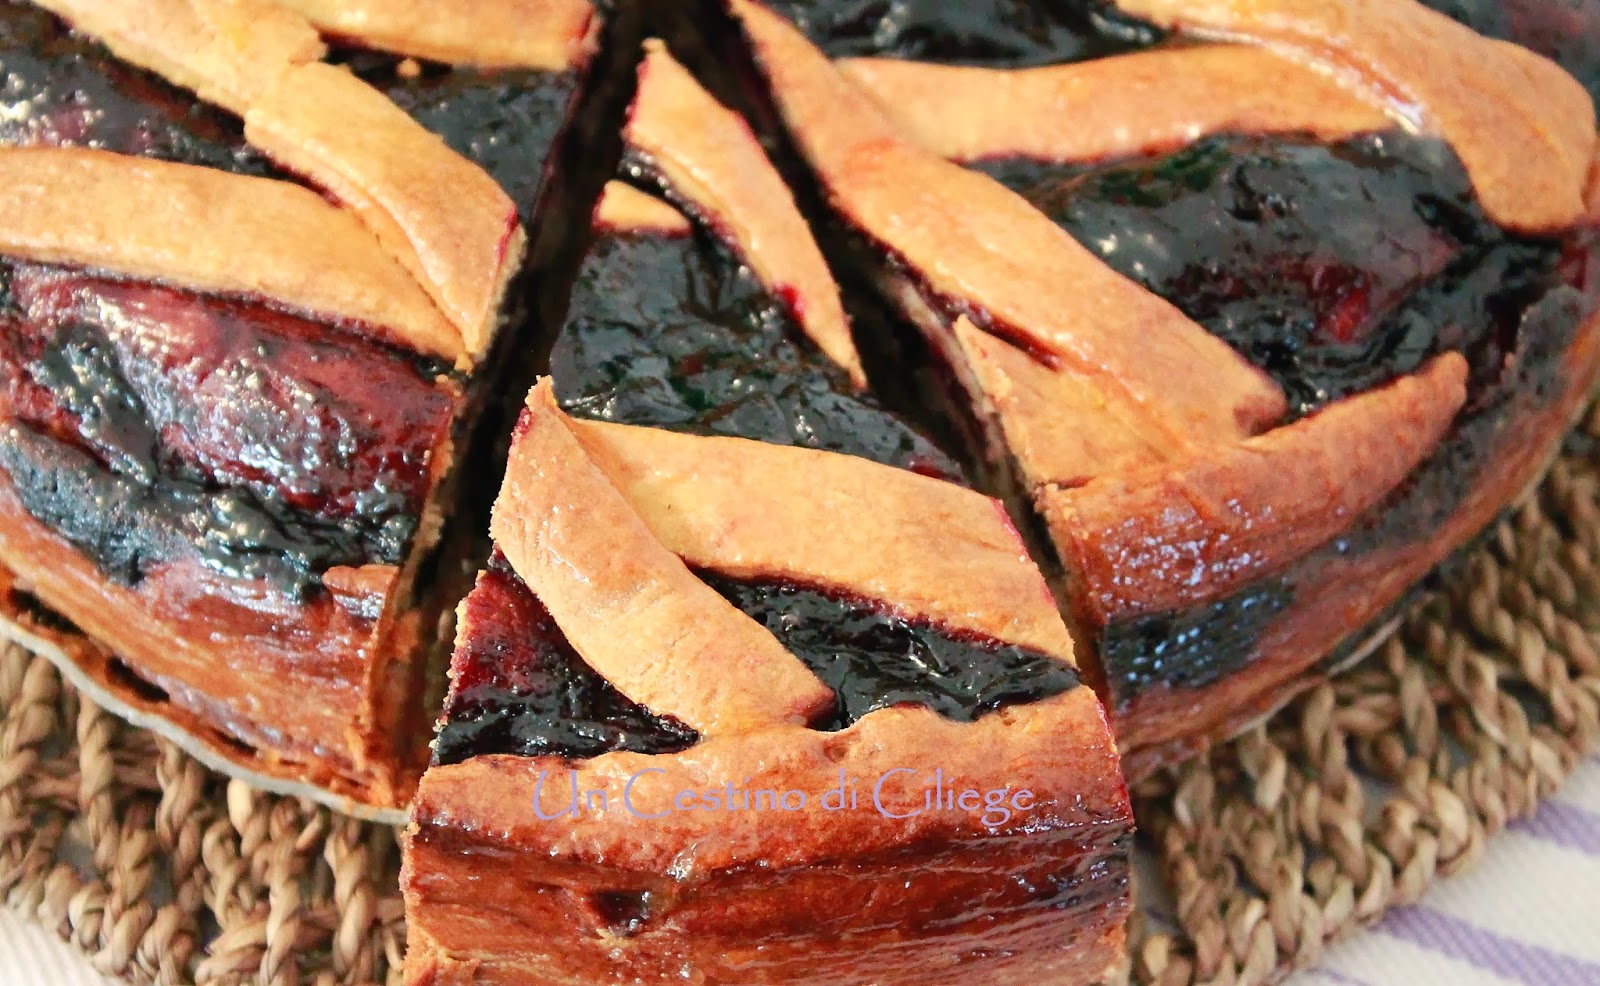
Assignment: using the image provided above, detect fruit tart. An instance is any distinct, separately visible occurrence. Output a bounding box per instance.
[401,44,1134,986]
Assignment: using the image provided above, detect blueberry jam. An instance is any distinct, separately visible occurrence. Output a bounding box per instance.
[551,195,961,478]
[1420,0,1600,101]
[434,554,700,766]
[0,262,454,594]
[980,132,1568,417]
[765,0,1162,66]
[703,572,1081,730]
[336,51,583,228]
[0,1,275,174]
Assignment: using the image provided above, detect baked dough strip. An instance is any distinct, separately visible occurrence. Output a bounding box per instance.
[0,146,462,361]
[627,41,865,385]
[839,45,1392,164]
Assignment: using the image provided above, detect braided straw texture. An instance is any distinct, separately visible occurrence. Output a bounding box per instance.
[2,405,1598,986]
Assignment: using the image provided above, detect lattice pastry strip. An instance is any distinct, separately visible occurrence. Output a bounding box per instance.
[837,44,1393,165]
[28,0,576,368]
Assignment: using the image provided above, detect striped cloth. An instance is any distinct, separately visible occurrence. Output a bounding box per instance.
[1292,756,1600,986]
[2,758,1597,985]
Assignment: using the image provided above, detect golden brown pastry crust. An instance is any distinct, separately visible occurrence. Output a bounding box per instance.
[0,147,462,361]
[1113,0,1597,234]
[246,62,523,365]
[406,687,1131,986]
[1041,352,1468,623]
[32,0,324,114]
[569,416,1077,659]
[491,381,835,734]
[413,689,1119,874]
[274,0,596,69]
[949,315,1182,487]
[839,45,1392,164]
[626,41,864,386]
[1117,310,1600,770]
[728,0,1287,449]
[593,181,694,236]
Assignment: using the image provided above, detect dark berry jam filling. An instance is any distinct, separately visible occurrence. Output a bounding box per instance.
[0,261,454,593]
[1098,234,1599,705]
[0,0,275,174]
[434,553,700,766]
[979,132,1567,417]
[335,51,583,228]
[550,199,961,478]
[704,572,1081,730]
[435,556,1081,764]
[1421,0,1600,101]
[764,0,1162,66]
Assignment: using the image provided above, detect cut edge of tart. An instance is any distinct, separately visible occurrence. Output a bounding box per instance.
[0,0,632,813]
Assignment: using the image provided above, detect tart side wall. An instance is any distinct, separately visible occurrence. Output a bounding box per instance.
[1107,300,1600,772]
[402,687,1132,986]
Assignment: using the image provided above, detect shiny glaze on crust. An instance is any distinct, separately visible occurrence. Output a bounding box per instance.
[0,261,454,594]
[337,50,582,227]
[980,131,1562,418]
[551,220,961,478]
[0,0,274,173]
[1421,0,1600,100]
[767,0,1162,65]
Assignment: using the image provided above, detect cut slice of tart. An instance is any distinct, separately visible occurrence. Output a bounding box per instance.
[0,0,616,813]
[402,44,1133,986]
[723,0,1600,776]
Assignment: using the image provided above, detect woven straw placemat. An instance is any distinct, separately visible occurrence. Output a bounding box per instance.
[2,404,1598,986]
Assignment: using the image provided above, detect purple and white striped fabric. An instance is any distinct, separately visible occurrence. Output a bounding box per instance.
[1292,757,1600,986]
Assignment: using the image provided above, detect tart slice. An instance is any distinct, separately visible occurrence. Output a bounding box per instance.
[0,0,611,812]
[402,45,1133,986]
[724,0,1600,775]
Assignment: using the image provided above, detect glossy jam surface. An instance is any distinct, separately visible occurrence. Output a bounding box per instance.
[339,52,581,226]
[434,554,700,766]
[436,557,1081,764]
[704,572,1080,729]
[766,0,1161,65]
[551,219,961,478]
[1421,0,1600,100]
[0,1,273,173]
[0,262,454,592]
[982,133,1562,417]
